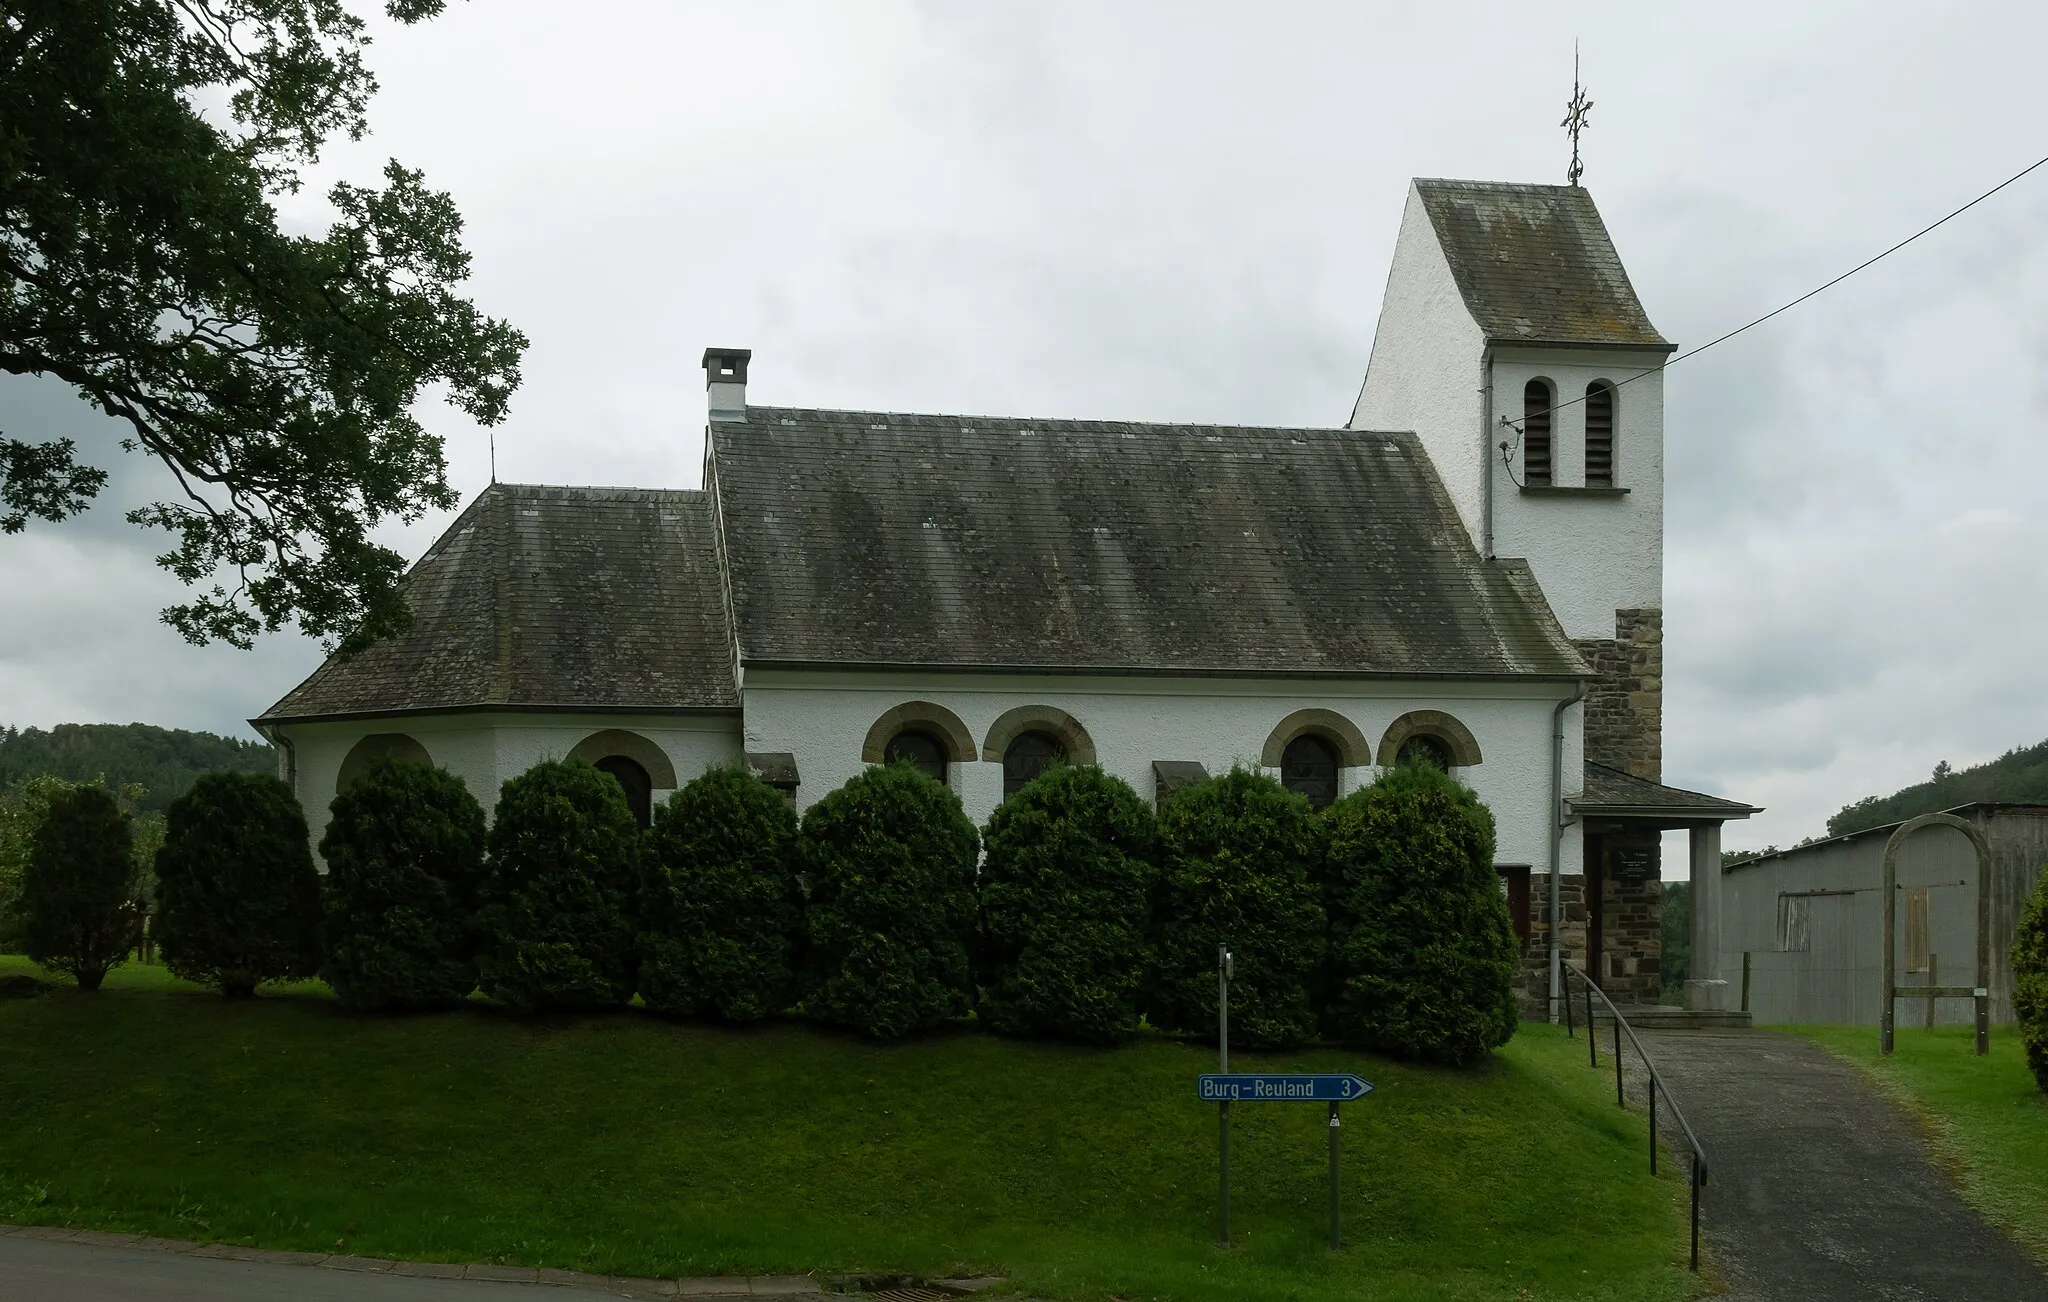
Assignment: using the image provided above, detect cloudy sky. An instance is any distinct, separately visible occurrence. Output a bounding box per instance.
[5,1,2046,850]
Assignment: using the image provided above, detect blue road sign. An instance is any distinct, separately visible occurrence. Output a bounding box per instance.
[1197,1073,1373,1102]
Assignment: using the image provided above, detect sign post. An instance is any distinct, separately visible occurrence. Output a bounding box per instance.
[1198,1071,1374,1250]
[1217,945,1231,1247]
[1328,1101,1340,1250]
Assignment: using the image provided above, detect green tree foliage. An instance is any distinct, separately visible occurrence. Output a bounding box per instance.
[1661,881,1691,992]
[1,775,163,953]
[1325,764,1519,1065]
[797,764,980,1040]
[477,760,642,1012]
[1,0,525,646]
[638,766,802,1023]
[2015,867,2048,1094]
[21,784,141,989]
[154,771,321,996]
[0,723,273,812]
[1152,769,1326,1050]
[318,758,487,1011]
[979,765,1160,1044]
[1830,739,2048,837]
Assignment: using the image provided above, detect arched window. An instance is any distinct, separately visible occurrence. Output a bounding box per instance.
[1003,730,1064,800]
[1397,734,1455,771]
[1280,734,1339,810]
[884,728,949,785]
[1584,381,1615,487]
[1522,379,1553,486]
[593,755,653,828]
[336,732,431,794]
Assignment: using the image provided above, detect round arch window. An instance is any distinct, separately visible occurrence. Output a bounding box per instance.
[1280,733,1339,810]
[884,728,949,785]
[1397,734,1455,772]
[594,755,653,828]
[1003,730,1064,800]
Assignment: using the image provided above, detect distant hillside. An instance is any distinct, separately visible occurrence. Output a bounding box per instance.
[0,723,274,813]
[1828,738,2048,837]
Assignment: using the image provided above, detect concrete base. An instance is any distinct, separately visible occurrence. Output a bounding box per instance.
[1684,977,1729,1012]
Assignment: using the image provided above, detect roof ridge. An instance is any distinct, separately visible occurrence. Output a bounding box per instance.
[743,405,1410,437]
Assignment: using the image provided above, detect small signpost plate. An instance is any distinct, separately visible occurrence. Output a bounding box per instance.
[1197,1073,1373,1102]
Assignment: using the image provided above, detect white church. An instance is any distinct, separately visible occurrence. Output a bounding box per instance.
[257,178,1756,1014]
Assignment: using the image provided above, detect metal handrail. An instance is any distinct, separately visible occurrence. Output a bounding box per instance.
[1560,964,1709,1272]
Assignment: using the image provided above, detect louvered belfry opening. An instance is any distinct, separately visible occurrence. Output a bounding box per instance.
[1522,379,1553,485]
[1584,381,1615,487]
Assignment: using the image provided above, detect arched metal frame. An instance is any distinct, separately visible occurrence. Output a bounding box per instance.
[883,729,950,785]
[568,728,678,789]
[336,732,432,793]
[1881,813,1992,1056]
[981,705,1096,766]
[860,701,976,766]
[1258,708,1371,769]
[1002,730,1067,800]
[1279,734,1340,810]
[1376,710,1483,769]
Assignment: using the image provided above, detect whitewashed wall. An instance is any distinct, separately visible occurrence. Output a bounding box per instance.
[274,711,743,861]
[742,668,1585,873]
[1349,183,1488,541]
[1488,347,1665,640]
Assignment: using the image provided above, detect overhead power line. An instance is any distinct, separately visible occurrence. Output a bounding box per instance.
[1499,151,2048,434]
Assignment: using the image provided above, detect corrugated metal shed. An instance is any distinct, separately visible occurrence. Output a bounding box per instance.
[1719,804,2048,1026]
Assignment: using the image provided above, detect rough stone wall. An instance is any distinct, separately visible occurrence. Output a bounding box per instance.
[1574,607,1662,781]
[1599,871,1664,1004]
[1519,874,1588,1019]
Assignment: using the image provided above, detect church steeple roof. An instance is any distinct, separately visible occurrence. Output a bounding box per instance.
[1413,179,1673,351]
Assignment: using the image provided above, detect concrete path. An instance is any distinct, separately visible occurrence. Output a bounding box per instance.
[1640,1028,2048,1302]
[0,1228,835,1301]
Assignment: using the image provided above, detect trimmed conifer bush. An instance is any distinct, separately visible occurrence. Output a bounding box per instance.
[797,763,980,1040]
[477,759,643,1012]
[319,759,489,1012]
[154,771,322,997]
[638,765,802,1022]
[22,784,141,991]
[1325,762,1520,1065]
[1153,768,1326,1049]
[980,764,1160,1043]
[2015,866,2048,1094]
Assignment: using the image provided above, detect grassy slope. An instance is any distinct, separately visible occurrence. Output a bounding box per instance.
[1802,1026,2048,1263]
[0,958,1700,1302]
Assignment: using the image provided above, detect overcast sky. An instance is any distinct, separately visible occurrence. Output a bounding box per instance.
[4,0,2046,850]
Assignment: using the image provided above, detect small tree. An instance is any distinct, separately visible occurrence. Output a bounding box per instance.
[154,772,322,997]
[797,763,980,1040]
[639,766,803,1022]
[2014,866,2048,1094]
[22,785,141,990]
[319,759,489,1012]
[1153,769,1327,1049]
[1325,763,1519,1065]
[477,760,643,1012]
[980,765,1159,1043]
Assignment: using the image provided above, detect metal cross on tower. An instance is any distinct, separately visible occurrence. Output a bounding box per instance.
[1562,44,1593,187]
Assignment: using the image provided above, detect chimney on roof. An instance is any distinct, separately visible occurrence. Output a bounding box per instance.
[702,347,751,421]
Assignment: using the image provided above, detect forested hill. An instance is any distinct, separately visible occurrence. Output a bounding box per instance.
[1828,738,2048,837]
[0,723,274,812]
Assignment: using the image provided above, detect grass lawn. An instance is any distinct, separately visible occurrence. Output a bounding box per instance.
[0,955,1702,1302]
[1802,1025,2048,1263]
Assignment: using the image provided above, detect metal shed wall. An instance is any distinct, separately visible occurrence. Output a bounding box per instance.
[1718,806,2048,1027]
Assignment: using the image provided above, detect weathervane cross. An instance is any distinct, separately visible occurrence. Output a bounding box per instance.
[1562,43,1593,187]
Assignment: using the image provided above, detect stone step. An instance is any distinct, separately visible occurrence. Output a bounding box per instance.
[1584,1004,1753,1032]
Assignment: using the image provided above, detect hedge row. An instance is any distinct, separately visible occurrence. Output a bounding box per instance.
[16,753,1521,1066]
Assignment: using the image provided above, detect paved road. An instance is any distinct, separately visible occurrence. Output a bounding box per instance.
[0,1234,662,1301]
[1642,1028,2048,1302]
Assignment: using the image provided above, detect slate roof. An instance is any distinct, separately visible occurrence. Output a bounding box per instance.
[1414,179,1673,350]
[710,407,1589,678]
[258,484,737,722]
[1571,762,1760,821]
